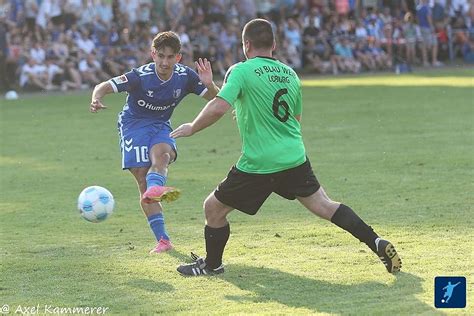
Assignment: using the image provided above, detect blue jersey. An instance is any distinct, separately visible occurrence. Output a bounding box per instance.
[109,63,207,125]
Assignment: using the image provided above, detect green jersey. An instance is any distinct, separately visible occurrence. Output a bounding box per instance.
[217,56,306,174]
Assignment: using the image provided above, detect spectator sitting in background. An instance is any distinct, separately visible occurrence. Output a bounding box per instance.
[63,57,83,90]
[76,29,96,55]
[450,9,469,57]
[314,30,332,60]
[303,36,332,74]
[19,57,50,91]
[367,40,393,69]
[353,40,377,71]
[208,44,226,76]
[50,33,70,62]
[461,36,474,63]
[303,15,320,43]
[332,37,361,73]
[281,37,302,69]
[30,41,46,64]
[45,56,79,91]
[101,47,125,77]
[120,46,139,69]
[78,53,108,87]
[355,20,369,40]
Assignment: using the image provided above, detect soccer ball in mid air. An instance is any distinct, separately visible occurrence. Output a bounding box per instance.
[77,186,115,223]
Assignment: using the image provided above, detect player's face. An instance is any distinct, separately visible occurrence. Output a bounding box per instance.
[151,47,181,80]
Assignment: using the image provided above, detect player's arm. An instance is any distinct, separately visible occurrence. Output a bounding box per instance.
[195,58,220,100]
[91,71,138,113]
[203,82,220,100]
[90,81,114,113]
[170,97,230,138]
[294,87,303,122]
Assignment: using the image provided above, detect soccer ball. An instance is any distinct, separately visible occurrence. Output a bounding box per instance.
[77,186,115,223]
[5,90,19,100]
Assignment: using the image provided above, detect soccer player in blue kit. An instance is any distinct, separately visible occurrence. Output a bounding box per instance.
[89,31,219,254]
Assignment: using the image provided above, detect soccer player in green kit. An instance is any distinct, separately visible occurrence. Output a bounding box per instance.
[171,19,401,276]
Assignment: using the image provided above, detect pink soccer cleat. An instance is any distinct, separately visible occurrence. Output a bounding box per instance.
[149,238,173,254]
[142,186,181,204]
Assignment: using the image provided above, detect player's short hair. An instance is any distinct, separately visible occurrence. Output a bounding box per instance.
[242,19,274,49]
[152,31,181,54]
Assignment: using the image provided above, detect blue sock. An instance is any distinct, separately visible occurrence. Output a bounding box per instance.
[147,213,169,241]
[146,172,166,189]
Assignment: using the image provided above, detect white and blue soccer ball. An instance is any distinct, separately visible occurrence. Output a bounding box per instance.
[77,186,114,223]
[5,90,19,100]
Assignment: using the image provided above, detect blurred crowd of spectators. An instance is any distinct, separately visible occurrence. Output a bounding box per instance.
[0,0,473,92]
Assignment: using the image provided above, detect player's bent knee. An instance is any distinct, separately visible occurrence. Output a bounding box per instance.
[203,194,217,213]
[155,152,170,166]
[203,195,227,221]
[161,152,171,162]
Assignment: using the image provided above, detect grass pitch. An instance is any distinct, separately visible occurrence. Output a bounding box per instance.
[1,69,473,315]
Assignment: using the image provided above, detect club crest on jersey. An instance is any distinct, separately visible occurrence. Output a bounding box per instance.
[114,74,128,84]
[146,90,154,97]
[173,89,181,98]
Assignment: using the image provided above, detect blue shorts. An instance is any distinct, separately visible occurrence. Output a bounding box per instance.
[118,119,177,170]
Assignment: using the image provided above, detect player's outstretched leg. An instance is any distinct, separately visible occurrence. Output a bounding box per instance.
[142,185,181,203]
[130,168,174,254]
[141,148,181,204]
[177,252,225,276]
[330,204,402,273]
[298,188,401,273]
[375,238,402,273]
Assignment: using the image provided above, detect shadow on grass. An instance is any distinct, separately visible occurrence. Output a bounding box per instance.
[127,278,174,293]
[166,248,192,263]
[223,267,444,315]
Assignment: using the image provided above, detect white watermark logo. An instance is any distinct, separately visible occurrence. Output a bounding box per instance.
[1,305,9,314]
[1,304,109,315]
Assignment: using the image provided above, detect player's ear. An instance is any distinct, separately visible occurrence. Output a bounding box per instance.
[150,49,156,59]
[176,53,182,63]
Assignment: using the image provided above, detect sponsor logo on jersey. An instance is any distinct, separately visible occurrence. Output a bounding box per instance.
[137,99,175,111]
[114,74,128,84]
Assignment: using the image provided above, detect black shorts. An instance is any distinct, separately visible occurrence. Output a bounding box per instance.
[214,158,320,215]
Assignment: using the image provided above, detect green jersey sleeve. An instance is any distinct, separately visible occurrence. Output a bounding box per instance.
[294,85,302,116]
[217,64,244,108]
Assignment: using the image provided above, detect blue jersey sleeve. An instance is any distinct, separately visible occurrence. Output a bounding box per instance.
[108,70,140,93]
[186,67,207,97]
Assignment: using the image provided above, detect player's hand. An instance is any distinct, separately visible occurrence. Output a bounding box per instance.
[195,58,213,87]
[170,123,194,139]
[90,99,107,113]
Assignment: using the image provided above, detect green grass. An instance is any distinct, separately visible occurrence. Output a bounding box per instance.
[1,69,473,315]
